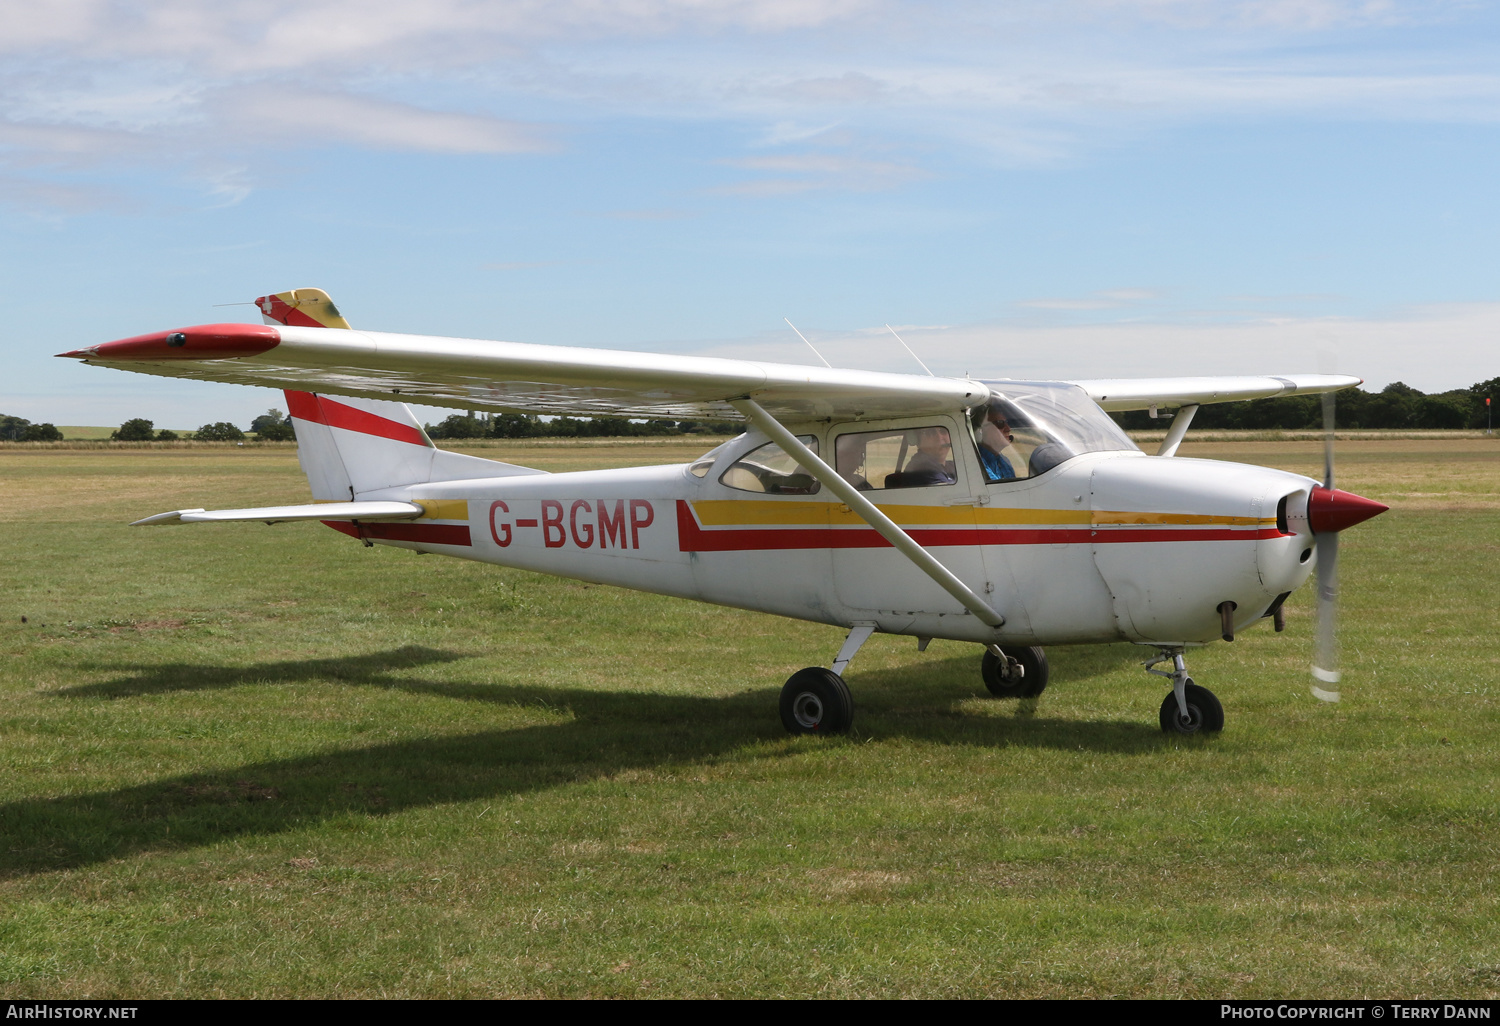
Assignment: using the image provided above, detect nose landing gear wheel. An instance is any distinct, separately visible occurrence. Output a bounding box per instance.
[780,667,854,735]
[1159,681,1224,735]
[981,646,1049,699]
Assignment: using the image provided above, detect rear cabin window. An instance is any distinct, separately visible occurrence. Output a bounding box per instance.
[719,437,821,495]
[834,426,956,490]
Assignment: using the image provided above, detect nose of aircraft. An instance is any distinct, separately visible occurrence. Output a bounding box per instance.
[1307,486,1388,534]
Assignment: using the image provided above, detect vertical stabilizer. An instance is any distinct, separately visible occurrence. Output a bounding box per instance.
[256,288,351,329]
[284,389,545,497]
[261,288,545,499]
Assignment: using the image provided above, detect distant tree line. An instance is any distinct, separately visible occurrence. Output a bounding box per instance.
[425,412,741,440]
[76,408,740,444]
[17,378,1496,446]
[0,415,63,441]
[1111,378,1500,431]
[105,410,294,442]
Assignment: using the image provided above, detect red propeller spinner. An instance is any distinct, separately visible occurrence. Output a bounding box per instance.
[1307,486,1388,534]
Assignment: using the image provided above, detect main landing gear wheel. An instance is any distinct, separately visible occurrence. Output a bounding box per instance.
[780,667,854,736]
[1158,682,1225,735]
[981,646,1049,699]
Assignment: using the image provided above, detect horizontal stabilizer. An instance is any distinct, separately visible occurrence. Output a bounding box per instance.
[132,501,426,526]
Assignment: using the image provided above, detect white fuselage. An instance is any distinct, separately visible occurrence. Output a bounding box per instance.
[352,418,1320,649]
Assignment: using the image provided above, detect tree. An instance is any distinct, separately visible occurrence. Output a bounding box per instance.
[112,418,155,441]
[0,415,32,441]
[1413,393,1471,429]
[491,413,540,438]
[250,408,296,441]
[194,422,245,441]
[156,429,179,441]
[426,413,486,439]
[22,423,62,441]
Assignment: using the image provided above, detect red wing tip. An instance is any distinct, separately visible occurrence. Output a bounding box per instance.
[69,323,281,362]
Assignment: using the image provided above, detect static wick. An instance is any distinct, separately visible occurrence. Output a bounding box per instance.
[784,318,832,369]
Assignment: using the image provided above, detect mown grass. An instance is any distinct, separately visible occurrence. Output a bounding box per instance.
[0,438,1497,998]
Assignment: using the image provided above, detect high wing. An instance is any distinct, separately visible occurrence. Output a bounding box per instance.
[1070,375,1360,412]
[59,323,987,422]
[59,320,1358,421]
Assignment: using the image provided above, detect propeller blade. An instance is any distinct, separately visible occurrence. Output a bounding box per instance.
[1312,530,1341,702]
[1321,388,1336,491]
[1312,382,1340,702]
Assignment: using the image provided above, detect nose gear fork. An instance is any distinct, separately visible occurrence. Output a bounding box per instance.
[1144,648,1191,718]
[1144,647,1225,735]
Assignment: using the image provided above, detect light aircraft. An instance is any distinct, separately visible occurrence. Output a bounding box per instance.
[60,288,1387,736]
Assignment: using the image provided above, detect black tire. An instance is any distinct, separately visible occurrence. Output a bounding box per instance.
[981,646,1049,699]
[779,667,854,735]
[1158,681,1225,735]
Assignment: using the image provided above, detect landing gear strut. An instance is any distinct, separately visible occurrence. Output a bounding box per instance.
[1145,648,1224,735]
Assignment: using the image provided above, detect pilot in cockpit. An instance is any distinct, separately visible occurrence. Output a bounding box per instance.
[901,426,957,486]
[836,434,873,490]
[976,401,1018,482]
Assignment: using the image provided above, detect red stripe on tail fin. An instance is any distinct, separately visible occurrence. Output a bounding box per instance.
[284,391,429,447]
[284,390,321,421]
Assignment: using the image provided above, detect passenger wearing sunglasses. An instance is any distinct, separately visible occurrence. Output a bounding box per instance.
[978,405,1017,482]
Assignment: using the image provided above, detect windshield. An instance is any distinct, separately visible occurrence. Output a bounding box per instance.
[972,381,1138,481]
[687,435,743,478]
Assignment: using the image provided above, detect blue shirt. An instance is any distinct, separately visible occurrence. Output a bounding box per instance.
[979,446,1015,482]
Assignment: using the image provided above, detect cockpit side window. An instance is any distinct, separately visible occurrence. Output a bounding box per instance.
[719,436,821,494]
[834,426,957,490]
[972,381,1138,482]
[971,398,1061,482]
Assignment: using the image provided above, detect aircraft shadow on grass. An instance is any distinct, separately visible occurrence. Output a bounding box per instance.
[6,644,1164,878]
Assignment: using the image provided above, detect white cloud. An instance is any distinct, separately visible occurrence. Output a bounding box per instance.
[714,150,929,193]
[1019,288,1160,310]
[0,173,128,214]
[215,88,552,154]
[0,0,877,71]
[0,0,1496,209]
[678,303,1500,393]
[1082,0,1443,31]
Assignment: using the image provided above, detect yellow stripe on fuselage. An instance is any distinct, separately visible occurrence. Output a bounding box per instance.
[413,499,470,521]
[313,498,469,520]
[688,499,1272,529]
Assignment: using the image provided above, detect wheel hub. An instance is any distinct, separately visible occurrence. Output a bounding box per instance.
[1172,705,1203,733]
[791,691,824,729]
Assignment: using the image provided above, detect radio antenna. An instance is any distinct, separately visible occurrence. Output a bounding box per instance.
[885,323,934,376]
[784,318,832,368]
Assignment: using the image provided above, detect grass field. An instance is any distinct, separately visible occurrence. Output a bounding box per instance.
[2,437,1497,998]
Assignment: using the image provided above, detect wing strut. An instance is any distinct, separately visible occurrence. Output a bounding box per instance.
[729,398,1005,628]
[1155,404,1199,457]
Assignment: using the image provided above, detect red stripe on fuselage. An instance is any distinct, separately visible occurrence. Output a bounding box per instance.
[674,501,1278,552]
[323,520,471,546]
[286,392,429,447]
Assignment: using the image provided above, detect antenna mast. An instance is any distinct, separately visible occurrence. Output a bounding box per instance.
[885,324,934,376]
[784,318,832,368]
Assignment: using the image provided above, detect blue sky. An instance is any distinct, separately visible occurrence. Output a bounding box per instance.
[3,0,1498,428]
